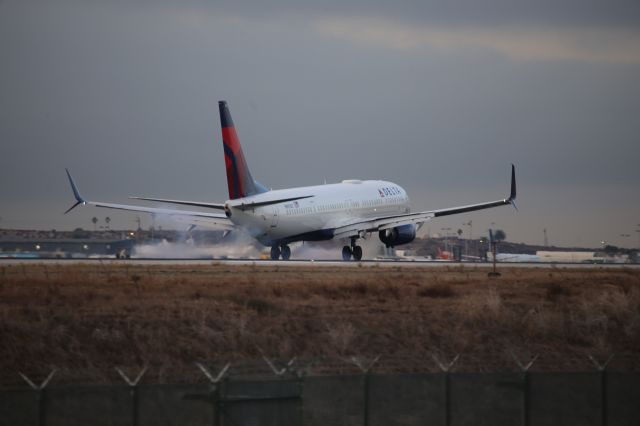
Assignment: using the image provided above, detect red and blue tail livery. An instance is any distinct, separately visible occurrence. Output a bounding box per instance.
[219,101,266,199]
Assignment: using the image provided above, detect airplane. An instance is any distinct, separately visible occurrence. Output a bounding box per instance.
[65,100,517,261]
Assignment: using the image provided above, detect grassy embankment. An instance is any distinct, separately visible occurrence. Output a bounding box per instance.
[0,263,639,384]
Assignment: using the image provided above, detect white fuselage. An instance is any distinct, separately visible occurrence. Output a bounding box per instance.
[225,180,410,245]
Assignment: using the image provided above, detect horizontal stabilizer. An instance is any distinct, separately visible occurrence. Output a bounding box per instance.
[234,195,314,211]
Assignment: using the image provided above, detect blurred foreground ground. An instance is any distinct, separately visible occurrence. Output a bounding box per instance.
[1,263,639,384]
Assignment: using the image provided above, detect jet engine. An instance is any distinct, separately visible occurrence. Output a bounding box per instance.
[379,224,416,247]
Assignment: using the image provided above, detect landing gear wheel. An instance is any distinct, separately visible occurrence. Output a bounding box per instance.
[342,246,352,261]
[270,246,281,260]
[281,245,291,260]
[352,245,363,261]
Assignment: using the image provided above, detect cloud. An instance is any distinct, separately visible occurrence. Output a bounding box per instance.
[1,1,639,247]
[315,17,640,64]
[81,1,640,65]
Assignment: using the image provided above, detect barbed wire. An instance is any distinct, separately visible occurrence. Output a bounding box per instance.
[2,351,638,388]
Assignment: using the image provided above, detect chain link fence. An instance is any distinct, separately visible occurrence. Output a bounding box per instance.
[2,352,639,426]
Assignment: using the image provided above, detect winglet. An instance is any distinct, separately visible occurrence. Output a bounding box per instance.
[509,164,516,201]
[64,169,86,214]
[508,164,517,210]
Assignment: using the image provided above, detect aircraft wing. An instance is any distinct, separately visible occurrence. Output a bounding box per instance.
[64,170,234,230]
[333,164,516,239]
[129,197,226,210]
[332,211,435,239]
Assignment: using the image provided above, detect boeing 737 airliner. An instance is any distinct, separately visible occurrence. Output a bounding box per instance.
[65,101,516,260]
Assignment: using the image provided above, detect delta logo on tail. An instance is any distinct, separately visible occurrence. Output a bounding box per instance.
[219,101,265,200]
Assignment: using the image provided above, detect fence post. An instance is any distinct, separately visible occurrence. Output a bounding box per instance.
[432,354,459,426]
[262,353,311,426]
[293,358,318,426]
[343,355,380,426]
[115,366,147,426]
[19,369,56,426]
[589,354,614,426]
[195,362,231,426]
[510,352,538,426]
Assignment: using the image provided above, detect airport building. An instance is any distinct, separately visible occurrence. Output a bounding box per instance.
[0,238,136,258]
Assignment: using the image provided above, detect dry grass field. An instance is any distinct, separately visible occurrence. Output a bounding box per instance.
[1,263,639,384]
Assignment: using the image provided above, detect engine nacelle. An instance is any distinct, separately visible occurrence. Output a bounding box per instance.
[379,224,416,247]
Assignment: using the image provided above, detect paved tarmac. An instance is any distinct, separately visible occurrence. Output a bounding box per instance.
[1,257,638,269]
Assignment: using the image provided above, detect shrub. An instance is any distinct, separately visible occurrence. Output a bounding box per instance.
[246,298,276,314]
[348,282,368,295]
[417,284,457,298]
[326,322,356,354]
[484,288,502,316]
[545,283,572,301]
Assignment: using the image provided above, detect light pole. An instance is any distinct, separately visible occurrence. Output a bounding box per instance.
[441,227,451,254]
[464,221,472,258]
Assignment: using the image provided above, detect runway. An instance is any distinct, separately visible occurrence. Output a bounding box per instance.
[1,257,638,269]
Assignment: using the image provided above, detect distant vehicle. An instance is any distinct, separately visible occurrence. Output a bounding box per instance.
[0,252,40,259]
[436,247,453,261]
[489,253,541,263]
[65,101,517,260]
[536,251,603,263]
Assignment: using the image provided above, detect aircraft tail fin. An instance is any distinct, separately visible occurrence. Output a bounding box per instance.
[219,101,267,200]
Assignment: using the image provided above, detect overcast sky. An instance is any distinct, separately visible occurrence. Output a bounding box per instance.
[1,0,639,247]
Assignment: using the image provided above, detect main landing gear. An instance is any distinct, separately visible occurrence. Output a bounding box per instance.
[270,245,291,260]
[342,238,363,261]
